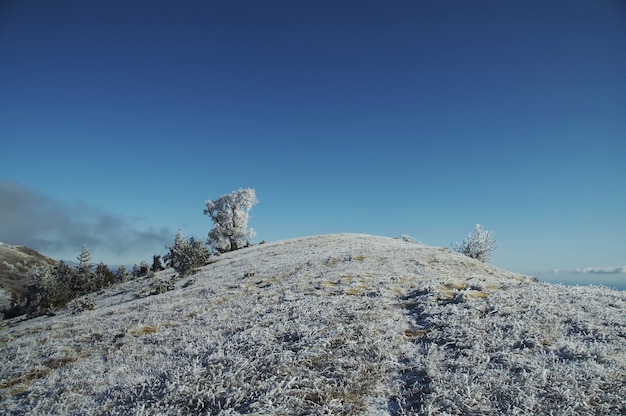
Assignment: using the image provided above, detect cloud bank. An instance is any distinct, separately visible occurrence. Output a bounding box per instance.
[0,181,172,265]
[546,266,626,275]
[572,266,626,275]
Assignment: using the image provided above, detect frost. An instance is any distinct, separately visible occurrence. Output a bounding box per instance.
[0,287,12,317]
[204,188,257,252]
[0,234,624,415]
[453,224,497,263]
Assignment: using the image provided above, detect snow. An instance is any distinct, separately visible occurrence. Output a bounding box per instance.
[1,233,624,415]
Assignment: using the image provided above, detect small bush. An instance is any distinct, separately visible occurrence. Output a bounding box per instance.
[71,296,96,314]
[115,265,131,283]
[399,234,419,243]
[93,262,115,290]
[23,265,67,317]
[132,261,151,278]
[151,255,164,272]
[135,276,178,299]
[453,224,497,263]
[182,277,196,288]
[164,231,211,276]
[0,287,12,319]
[150,277,177,296]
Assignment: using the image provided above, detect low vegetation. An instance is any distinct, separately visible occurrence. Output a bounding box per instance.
[453,224,497,262]
[163,230,211,276]
[1,191,623,413]
[1,234,624,415]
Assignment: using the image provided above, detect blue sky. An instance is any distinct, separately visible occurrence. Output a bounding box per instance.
[1,1,625,288]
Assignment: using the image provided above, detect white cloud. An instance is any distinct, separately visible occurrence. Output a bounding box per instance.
[572,266,626,275]
[0,181,173,265]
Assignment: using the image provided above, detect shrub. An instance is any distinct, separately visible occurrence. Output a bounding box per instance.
[132,261,151,278]
[164,230,211,276]
[0,287,12,319]
[453,224,497,263]
[71,296,96,314]
[399,234,419,243]
[23,263,79,317]
[149,277,177,295]
[135,276,178,299]
[115,265,131,283]
[93,262,115,291]
[151,255,164,272]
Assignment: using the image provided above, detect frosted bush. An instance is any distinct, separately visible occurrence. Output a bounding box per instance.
[135,276,178,299]
[71,296,96,314]
[0,287,12,318]
[132,261,151,278]
[150,276,177,295]
[453,224,497,262]
[115,265,131,283]
[399,234,419,243]
[164,230,211,276]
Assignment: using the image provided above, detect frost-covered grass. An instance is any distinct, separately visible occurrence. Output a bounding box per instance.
[0,234,624,415]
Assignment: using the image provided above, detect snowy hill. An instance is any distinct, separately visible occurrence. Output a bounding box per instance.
[1,234,624,415]
[0,242,57,303]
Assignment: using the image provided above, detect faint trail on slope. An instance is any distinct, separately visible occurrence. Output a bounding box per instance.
[1,234,623,415]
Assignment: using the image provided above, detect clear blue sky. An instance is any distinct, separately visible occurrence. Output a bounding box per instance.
[1,1,624,287]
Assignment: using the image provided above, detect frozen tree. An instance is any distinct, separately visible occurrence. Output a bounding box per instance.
[93,262,115,290]
[203,188,258,252]
[453,224,497,263]
[51,261,77,305]
[151,255,164,272]
[76,245,94,293]
[115,265,131,283]
[23,261,76,314]
[132,261,151,278]
[0,287,12,319]
[76,245,93,273]
[23,266,58,317]
[164,230,211,276]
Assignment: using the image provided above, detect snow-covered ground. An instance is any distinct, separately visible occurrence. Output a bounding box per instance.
[1,234,624,415]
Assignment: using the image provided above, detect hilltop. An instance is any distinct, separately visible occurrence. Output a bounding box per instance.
[1,234,624,415]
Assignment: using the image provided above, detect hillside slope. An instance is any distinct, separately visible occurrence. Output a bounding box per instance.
[1,234,624,415]
[0,242,57,297]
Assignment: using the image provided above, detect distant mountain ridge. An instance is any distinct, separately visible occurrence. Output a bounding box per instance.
[0,242,57,296]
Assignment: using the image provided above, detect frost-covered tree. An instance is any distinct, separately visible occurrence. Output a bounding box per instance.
[76,245,94,293]
[453,224,497,263]
[164,230,211,276]
[23,266,61,317]
[151,255,164,273]
[132,261,150,278]
[94,262,115,290]
[115,265,131,283]
[30,261,83,315]
[52,261,77,304]
[0,287,13,319]
[21,255,114,318]
[203,188,258,252]
[77,245,93,273]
